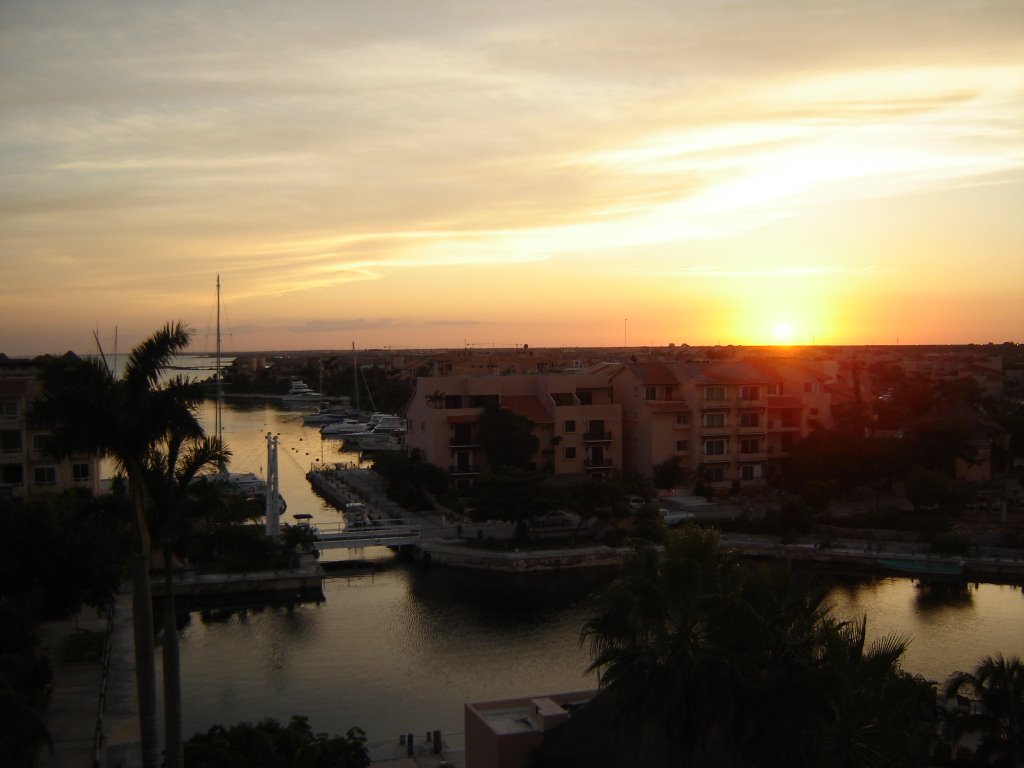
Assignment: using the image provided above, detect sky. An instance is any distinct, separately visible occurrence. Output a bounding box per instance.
[1,0,1022,355]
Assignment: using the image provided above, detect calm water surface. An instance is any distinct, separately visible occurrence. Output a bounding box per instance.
[173,393,1024,744]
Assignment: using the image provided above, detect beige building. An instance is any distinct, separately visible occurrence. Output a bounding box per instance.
[609,358,832,491]
[405,358,833,494]
[404,373,622,490]
[0,356,101,500]
[464,690,595,768]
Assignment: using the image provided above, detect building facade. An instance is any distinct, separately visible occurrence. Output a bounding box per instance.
[0,356,101,501]
[404,373,623,490]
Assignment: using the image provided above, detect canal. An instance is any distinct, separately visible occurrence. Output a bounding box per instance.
[173,393,1024,747]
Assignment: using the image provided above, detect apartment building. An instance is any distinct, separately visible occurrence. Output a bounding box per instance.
[404,373,622,489]
[0,355,101,500]
[610,358,832,491]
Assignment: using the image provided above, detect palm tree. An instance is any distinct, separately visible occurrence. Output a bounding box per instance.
[945,654,1024,766]
[35,322,206,768]
[143,430,229,768]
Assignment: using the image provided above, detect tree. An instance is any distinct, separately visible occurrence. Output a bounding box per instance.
[542,528,936,767]
[34,322,206,768]
[944,654,1024,766]
[184,715,369,768]
[478,405,539,471]
[143,431,229,768]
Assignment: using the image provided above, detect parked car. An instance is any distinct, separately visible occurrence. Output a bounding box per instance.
[532,510,581,528]
[659,508,696,526]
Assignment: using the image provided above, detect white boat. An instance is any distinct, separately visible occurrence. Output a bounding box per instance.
[344,433,404,452]
[303,408,355,426]
[283,379,322,402]
[342,415,407,451]
[320,411,384,436]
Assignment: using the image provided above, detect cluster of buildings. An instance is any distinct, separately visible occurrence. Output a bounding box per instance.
[405,357,835,493]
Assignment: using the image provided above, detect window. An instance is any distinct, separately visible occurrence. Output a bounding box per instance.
[564,420,576,433]
[704,439,727,456]
[810,408,819,416]
[740,438,760,454]
[577,391,593,405]
[1,431,21,452]
[551,393,574,406]
[703,412,726,428]
[33,466,57,486]
[676,440,688,452]
[703,386,725,401]
[703,466,725,482]
[767,383,782,395]
[739,412,760,428]
[740,385,760,401]
[1,400,19,419]
[444,394,463,409]
[564,447,577,460]
[675,413,689,426]
[32,433,53,453]
[741,465,763,481]
[644,386,657,401]
[72,463,90,482]
[2,465,24,484]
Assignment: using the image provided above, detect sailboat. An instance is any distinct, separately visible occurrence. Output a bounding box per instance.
[205,276,284,516]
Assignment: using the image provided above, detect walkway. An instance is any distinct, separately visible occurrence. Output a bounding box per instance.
[36,585,140,768]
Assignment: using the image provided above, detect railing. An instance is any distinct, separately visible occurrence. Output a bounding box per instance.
[583,459,613,469]
[449,464,481,475]
[449,437,479,447]
[583,430,612,442]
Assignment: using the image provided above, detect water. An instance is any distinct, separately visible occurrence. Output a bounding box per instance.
[172,393,1024,745]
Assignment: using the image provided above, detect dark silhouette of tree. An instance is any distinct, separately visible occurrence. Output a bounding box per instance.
[540,528,936,767]
[478,405,539,471]
[34,321,205,768]
[143,431,229,768]
[944,654,1024,767]
[184,715,369,768]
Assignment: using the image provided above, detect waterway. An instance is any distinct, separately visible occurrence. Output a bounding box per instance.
[171,385,1024,747]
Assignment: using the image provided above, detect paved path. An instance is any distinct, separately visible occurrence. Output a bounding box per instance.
[36,585,140,768]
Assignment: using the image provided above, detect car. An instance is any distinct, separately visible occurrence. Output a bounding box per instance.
[533,510,580,528]
[627,495,646,510]
[659,508,696,526]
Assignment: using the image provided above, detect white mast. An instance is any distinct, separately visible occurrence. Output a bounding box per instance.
[353,341,359,414]
[215,274,222,446]
[265,432,280,539]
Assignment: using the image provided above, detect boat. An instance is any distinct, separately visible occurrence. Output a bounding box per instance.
[345,433,404,452]
[303,408,356,426]
[283,378,322,402]
[342,415,407,451]
[320,417,370,435]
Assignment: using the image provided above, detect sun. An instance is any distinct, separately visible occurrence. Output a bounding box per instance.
[773,321,794,343]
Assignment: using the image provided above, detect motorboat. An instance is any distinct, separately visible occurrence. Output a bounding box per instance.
[283,378,321,402]
[320,418,369,436]
[341,415,407,451]
[303,407,355,426]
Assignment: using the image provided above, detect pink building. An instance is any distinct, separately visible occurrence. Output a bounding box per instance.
[404,373,622,490]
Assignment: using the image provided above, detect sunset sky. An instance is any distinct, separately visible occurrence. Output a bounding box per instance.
[1,0,1021,355]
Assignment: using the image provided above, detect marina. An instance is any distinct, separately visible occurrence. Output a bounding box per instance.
[165,394,1024,748]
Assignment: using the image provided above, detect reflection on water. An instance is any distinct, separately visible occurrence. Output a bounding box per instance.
[174,396,1024,742]
[178,565,1024,744]
[179,566,604,744]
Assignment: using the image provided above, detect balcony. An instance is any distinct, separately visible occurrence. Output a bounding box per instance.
[449,464,481,476]
[583,430,612,443]
[449,436,479,448]
[0,448,23,459]
[583,459,613,470]
[738,451,769,461]
[767,420,801,432]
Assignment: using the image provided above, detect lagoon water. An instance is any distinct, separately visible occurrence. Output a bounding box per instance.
[173,389,1024,747]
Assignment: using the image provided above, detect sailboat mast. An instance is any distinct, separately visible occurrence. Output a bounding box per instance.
[352,341,359,414]
[215,274,222,445]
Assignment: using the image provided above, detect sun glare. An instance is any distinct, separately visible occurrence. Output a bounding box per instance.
[773,321,794,343]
